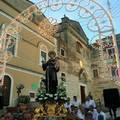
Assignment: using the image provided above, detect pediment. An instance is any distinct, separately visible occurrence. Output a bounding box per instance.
[69,20,88,41]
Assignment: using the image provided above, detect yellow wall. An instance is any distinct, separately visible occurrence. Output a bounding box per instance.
[0,0,57,106]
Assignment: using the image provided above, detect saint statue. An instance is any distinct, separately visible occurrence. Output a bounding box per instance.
[42,51,60,94]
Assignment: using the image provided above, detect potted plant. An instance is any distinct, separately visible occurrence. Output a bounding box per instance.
[17,95,30,112]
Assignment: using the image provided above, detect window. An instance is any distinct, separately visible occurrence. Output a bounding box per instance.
[40,51,47,65]
[7,45,15,55]
[61,73,65,77]
[0,34,17,55]
[106,48,116,64]
[108,48,114,55]
[40,45,48,65]
[76,42,81,53]
[61,73,66,81]
[6,34,17,55]
[111,67,118,77]
[60,48,65,56]
[93,69,98,78]
[76,42,82,54]
[106,47,115,58]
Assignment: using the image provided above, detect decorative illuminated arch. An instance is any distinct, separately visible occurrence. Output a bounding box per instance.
[0,0,119,86]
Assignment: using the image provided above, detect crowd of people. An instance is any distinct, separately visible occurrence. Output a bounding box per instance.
[65,95,106,120]
[0,94,120,120]
[0,95,103,120]
[0,111,33,120]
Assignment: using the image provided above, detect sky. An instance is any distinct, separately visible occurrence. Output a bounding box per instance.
[29,0,120,43]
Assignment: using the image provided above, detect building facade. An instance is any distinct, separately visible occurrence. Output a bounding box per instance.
[0,0,57,106]
[91,34,120,104]
[55,16,93,103]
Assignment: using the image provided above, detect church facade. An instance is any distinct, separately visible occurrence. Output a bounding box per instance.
[55,16,93,103]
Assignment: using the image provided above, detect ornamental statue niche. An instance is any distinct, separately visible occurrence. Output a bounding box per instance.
[42,51,60,94]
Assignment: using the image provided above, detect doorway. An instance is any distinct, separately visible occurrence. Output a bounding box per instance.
[0,75,11,106]
[80,85,86,103]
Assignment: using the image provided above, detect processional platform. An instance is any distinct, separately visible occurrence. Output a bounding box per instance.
[33,102,67,120]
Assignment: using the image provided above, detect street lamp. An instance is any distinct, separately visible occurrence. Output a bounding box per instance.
[16,84,24,97]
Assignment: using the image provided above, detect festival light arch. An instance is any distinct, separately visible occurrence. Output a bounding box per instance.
[0,0,120,86]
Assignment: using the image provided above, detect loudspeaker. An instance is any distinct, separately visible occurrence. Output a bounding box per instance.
[103,88,120,108]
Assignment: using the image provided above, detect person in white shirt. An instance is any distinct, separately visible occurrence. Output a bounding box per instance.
[88,105,98,120]
[72,96,81,107]
[74,106,84,120]
[64,97,72,113]
[85,96,96,112]
[97,107,106,120]
[78,104,85,120]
